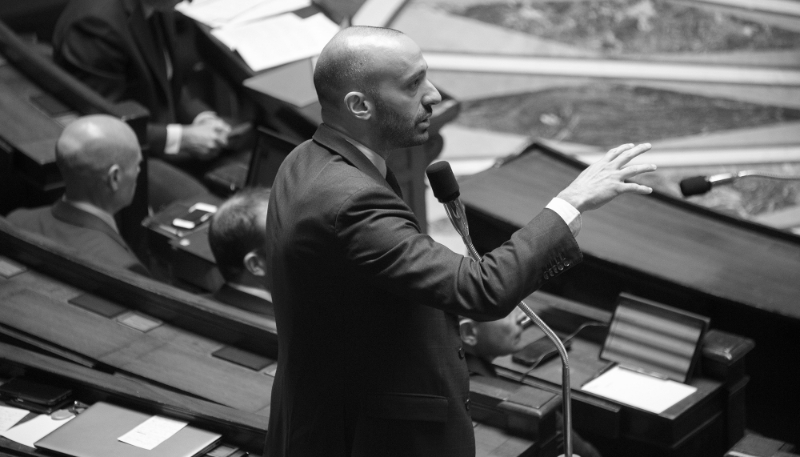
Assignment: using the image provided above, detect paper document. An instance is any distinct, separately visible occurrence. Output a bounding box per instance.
[581,365,697,414]
[0,406,29,433]
[118,415,188,450]
[212,12,338,72]
[222,0,311,27]
[1,414,74,448]
[176,0,310,28]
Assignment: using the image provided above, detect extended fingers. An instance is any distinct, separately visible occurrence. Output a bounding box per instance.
[619,182,653,195]
[604,143,634,162]
[612,143,651,167]
[619,162,657,179]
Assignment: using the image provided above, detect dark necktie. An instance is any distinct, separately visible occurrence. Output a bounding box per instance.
[385,167,403,199]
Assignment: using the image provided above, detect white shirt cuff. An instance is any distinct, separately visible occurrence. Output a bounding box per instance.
[165,123,182,155]
[546,197,581,238]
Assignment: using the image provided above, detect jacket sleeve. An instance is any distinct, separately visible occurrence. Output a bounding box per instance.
[335,184,582,321]
[55,21,171,157]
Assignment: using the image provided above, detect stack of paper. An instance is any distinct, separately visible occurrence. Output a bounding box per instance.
[175,0,311,29]
[211,13,340,72]
[581,365,697,414]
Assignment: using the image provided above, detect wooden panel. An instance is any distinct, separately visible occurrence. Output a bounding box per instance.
[102,338,272,413]
[461,144,800,319]
[0,282,273,413]
[0,285,142,358]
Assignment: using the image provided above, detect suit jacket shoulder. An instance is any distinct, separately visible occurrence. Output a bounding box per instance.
[7,202,149,275]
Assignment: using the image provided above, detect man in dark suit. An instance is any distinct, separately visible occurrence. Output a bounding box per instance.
[459,313,602,457]
[265,26,655,457]
[207,187,273,317]
[52,0,229,209]
[7,115,149,276]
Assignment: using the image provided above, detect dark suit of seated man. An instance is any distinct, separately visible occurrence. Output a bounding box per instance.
[7,115,150,276]
[207,187,273,316]
[53,0,230,210]
[459,313,602,457]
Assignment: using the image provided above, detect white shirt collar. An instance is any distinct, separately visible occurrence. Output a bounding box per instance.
[228,283,273,302]
[63,198,119,234]
[342,136,387,178]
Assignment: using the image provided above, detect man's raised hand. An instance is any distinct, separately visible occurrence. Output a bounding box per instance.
[556,143,656,213]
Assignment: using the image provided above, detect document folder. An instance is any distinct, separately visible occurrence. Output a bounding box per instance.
[35,402,221,457]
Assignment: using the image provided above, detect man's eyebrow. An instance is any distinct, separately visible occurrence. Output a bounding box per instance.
[405,65,428,84]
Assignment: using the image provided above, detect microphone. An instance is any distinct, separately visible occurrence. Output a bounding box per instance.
[680,171,800,197]
[426,161,577,457]
[426,162,476,259]
[679,173,735,197]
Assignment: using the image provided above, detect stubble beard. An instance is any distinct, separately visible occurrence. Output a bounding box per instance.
[373,96,431,150]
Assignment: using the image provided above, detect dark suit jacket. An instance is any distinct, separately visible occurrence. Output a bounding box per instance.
[53,0,208,156]
[212,284,274,317]
[264,124,582,457]
[7,201,149,275]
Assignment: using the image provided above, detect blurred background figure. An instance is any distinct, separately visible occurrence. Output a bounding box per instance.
[52,0,230,210]
[207,187,272,316]
[7,114,150,276]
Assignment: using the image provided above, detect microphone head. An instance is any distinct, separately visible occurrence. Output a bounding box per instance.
[426,161,460,203]
[679,176,712,197]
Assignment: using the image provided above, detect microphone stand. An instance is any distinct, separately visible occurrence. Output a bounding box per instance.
[442,199,575,457]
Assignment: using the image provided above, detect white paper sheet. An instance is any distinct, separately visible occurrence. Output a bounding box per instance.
[223,0,311,27]
[118,415,188,450]
[0,406,29,433]
[175,0,262,27]
[176,0,310,28]
[1,414,74,448]
[211,12,339,72]
[581,365,697,414]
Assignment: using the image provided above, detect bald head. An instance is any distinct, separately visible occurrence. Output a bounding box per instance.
[314,26,441,152]
[314,26,406,109]
[57,115,141,211]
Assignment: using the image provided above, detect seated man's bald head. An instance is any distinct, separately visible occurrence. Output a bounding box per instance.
[57,114,142,212]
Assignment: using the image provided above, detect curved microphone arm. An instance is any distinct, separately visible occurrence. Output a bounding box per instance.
[443,201,574,457]
[681,171,800,197]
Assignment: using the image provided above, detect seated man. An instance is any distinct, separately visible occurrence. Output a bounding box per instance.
[7,115,149,276]
[207,187,272,316]
[52,0,229,209]
[460,313,602,457]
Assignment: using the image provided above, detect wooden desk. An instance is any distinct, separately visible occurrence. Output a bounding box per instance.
[0,220,548,457]
[487,291,753,457]
[460,141,800,443]
[143,194,224,292]
[0,342,268,455]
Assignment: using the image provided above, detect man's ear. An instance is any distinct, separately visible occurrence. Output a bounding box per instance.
[243,250,266,277]
[107,164,121,192]
[343,91,372,120]
[459,319,478,347]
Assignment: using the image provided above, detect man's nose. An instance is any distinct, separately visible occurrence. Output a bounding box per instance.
[423,80,442,106]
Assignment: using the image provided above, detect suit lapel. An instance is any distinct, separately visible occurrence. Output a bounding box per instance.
[51,201,131,253]
[312,124,397,197]
[125,0,172,110]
